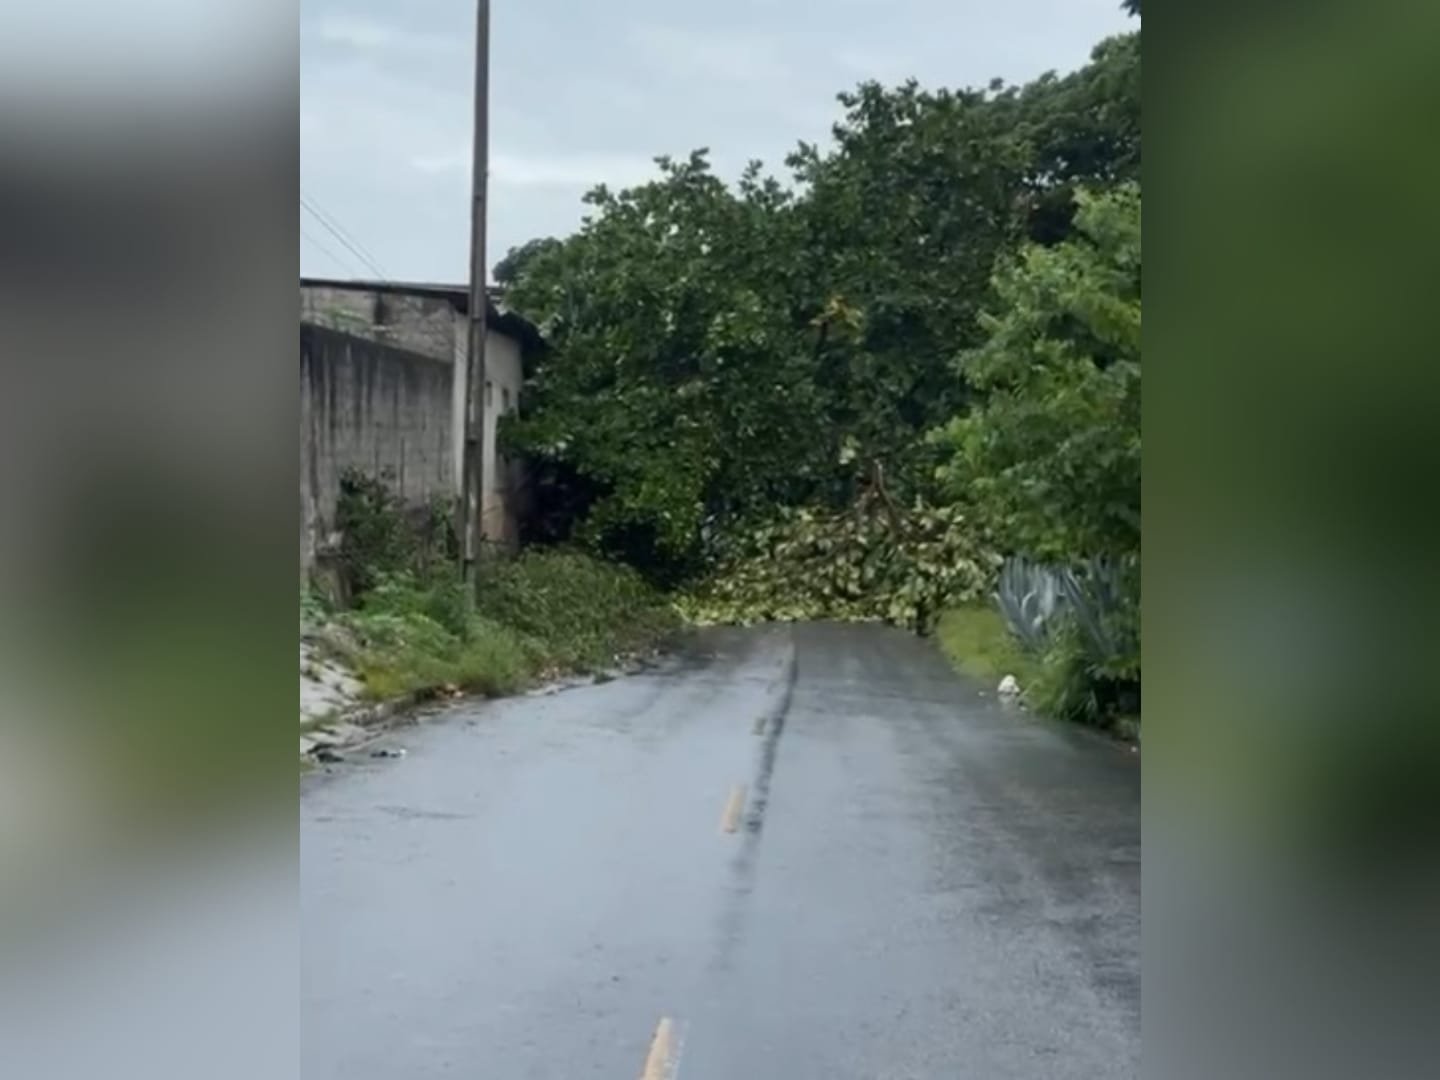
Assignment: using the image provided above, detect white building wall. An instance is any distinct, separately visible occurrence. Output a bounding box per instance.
[480,328,524,547]
[448,312,524,547]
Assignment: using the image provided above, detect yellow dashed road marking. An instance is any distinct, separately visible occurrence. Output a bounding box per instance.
[640,1016,675,1080]
[719,785,747,834]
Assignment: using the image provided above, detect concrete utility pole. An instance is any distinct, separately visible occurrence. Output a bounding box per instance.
[459,0,490,591]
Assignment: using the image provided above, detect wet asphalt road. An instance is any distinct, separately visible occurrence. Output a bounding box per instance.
[302,622,1139,1079]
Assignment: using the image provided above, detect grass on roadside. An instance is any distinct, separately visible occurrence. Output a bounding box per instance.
[935,604,1140,740]
[476,549,680,673]
[348,613,534,701]
[315,550,679,705]
[934,604,1040,688]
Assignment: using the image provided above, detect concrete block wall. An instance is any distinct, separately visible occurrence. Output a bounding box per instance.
[301,285,459,364]
[300,324,454,572]
[299,280,533,566]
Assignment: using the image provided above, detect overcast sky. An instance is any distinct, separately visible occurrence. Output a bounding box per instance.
[300,0,1132,284]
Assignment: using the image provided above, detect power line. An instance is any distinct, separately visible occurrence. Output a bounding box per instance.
[300,188,387,275]
[300,193,388,281]
[299,191,462,361]
[301,226,355,276]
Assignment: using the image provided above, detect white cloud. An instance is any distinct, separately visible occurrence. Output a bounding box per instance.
[313,14,461,55]
[408,148,661,190]
[299,0,1134,281]
[630,24,789,86]
[409,150,467,175]
[493,152,660,189]
[832,47,909,82]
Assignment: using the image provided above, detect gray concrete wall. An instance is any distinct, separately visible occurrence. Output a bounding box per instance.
[300,324,454,573]
[299,281,531,560]
[301,285,459,363]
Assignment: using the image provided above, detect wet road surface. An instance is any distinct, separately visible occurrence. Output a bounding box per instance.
[302,622,1139,1078]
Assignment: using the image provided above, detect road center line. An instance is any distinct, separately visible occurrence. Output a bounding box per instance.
[640,1016,675,1080]
[719,785,747,834]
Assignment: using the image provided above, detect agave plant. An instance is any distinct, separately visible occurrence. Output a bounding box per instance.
[996,556,1067,653]
[1058,555,1139,677]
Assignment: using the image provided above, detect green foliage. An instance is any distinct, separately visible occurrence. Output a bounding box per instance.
[507,35,1140,582]
[334,468,457,601]
[936,184,1141,563]
[300,587,331,627]
[492,31,1143,730]
[507,150,818,572]
[995,556,1067,653]
[995,553,1138,671]
[317,474,676,702]
[335,468,414,597]
[1027,610,1140,730]
[360,571,471,641]
[338,607,532,702]
[1028,621,1104,725]
[1013,33,1141,243]
[985,552,1139,729]
[1058,554,1140,682]
[678,491,999,632]
[933,186,1141,728]
[330,551,676,702]
[494,236,563,292]
[477,550,681,672]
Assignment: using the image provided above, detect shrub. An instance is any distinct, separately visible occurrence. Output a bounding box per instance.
[313,472,678,703]
[1058,555,1139,683]
[362,571,471,641]
[477,549,680,672]
[1028,618,1141,727]
[341,608,533,702]
[987,552,1139,729]
[1028,622,1103,724]
[333,468,458,603]
[327,550,677,702]
[1012,555,1139,728]
[334,469,415,598]
[995,556,1066,652]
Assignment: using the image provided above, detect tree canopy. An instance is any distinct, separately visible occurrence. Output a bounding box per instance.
[504,31,1140,587]
[493,236,562,292]
[935,184,1141,563]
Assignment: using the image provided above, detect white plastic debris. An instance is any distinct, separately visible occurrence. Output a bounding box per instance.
[997,674,1021,696]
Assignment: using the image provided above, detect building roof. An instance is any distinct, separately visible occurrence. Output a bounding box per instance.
[300,276,543,352]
